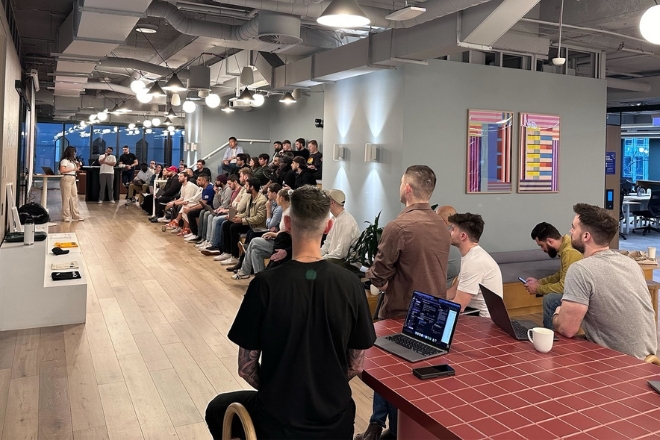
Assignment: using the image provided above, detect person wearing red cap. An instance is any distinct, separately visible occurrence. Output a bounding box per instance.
[147,166,182,220]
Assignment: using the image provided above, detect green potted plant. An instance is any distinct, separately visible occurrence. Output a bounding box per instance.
[348,211,383,267]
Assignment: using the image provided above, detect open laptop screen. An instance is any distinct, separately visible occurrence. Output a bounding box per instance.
[402,291,461,350]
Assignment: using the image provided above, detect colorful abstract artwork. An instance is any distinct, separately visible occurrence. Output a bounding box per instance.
[466,110,513,194]
[518,113,560,193]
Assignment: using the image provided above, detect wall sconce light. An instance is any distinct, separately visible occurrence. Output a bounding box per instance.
[364,143,379,162]
[333,144,345,161]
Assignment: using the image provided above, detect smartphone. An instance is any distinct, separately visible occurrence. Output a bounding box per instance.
[518,277,526,283]
[51,271,81,281]
[412,364,455,380]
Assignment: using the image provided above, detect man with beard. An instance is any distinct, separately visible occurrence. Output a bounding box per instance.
[553,203,656,360]
[524,222,583,329]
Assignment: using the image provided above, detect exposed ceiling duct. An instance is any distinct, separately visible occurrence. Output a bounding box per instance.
[607,78,652,93]
[97,58,190,80]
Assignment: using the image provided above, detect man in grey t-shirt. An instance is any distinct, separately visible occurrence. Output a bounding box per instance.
[554,203,657,360]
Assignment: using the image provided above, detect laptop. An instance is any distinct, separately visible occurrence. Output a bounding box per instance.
[227,207,237,220]
[41,166,55,175]
[480,284,540,340]
[374,291,461,363]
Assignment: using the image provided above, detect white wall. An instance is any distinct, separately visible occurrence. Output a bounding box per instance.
[323,60,607,251]
[269,91,324,151]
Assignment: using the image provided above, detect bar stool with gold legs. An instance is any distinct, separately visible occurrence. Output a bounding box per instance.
[222,402,257,440]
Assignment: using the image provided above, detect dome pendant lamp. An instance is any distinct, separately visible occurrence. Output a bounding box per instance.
[640,4,660,44]
[317,0,370,28]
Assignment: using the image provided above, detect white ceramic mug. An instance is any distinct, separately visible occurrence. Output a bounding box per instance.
[527,327,554,353]
[649,246,656,260]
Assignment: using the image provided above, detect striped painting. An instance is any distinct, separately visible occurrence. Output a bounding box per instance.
[466,110,513,194]
[518,113,560,193]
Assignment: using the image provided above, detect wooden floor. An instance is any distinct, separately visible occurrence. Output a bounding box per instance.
[0,192,375,440]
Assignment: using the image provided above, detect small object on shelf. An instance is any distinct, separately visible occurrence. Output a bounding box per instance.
[51,262,79,270]
[51,271,81,281]
[53,242,78,248]
[51,247,69,255]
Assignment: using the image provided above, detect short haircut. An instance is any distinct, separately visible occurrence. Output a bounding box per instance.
[197,159,206,165]
[258,153,270,162]
[107,147,113,151]
[282,155,293,165]
[198,174,210,183]
[531,222,561,241]
[268,183,282,193]
[185,168,193,177]
[293,156,307,167]
[274,141,282,147]
[573,203,618,246]
[289,185,331,237]
[236,153,248,163]
[404,165,436,200]
[448,213,484,242]
[247,177,261,191]
[227,174,238,182]
[283,139,291,145]
[228,136,237,142]
[239,167,253,177]
[296,138,305,146]
[123,145,129,149]
[308,140,318,148]
[278,188,291,202]
[179,172,189,181]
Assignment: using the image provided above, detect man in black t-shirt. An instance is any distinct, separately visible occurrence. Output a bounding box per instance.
[118,145,138,187]
[205,185,376,439]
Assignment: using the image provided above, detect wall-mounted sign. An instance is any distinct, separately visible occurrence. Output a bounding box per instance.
[605,152,616,175]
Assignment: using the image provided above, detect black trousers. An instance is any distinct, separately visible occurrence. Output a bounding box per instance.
[141,194,154,214]
[188,209,202,235]
[206,390,258,439]
[221,221,250,257]
[155,195,175,218]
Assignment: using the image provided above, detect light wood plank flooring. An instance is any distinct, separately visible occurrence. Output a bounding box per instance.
[0,192,374,439]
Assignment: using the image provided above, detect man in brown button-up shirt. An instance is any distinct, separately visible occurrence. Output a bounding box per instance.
[367,166,450,320]
[357,165,450,440]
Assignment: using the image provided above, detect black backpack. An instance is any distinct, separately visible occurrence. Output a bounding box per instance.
[18,202,50,224]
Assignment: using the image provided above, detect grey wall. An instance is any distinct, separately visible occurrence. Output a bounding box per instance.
[647,140,660,181]
[323,59,607,252]
[269,91,325,152]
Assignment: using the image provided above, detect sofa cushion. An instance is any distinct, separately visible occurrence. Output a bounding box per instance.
[499,259,560,284]
[490,249,549,265]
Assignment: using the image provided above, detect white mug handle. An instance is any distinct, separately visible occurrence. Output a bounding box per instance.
[527,329,534,343]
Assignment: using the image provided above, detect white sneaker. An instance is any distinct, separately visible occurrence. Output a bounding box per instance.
[183,233,195,238]
[135,201,140,207]
[185,235,199,242]
[98,200,103,204]
[157,217,168,223]
[110,200,116,204]
[213,253,232,261]
[221,257,238,265]
[195,240,208,248]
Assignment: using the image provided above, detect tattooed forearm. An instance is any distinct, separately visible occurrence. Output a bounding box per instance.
[346,349,365,381]
[238,347,261,389]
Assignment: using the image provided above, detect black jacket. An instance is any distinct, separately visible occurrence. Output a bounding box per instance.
[160,175,182,197]
[294,168,318,189]
[278,166,296,189]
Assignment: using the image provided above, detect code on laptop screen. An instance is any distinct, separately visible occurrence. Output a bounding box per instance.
[402,291,460,347]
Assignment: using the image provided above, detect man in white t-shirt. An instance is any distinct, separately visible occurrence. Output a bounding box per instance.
[446,212,503,317]
[98,146,116,203]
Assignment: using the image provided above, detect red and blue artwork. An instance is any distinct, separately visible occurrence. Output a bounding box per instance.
[467,110,513,194]
[518,113,560,193]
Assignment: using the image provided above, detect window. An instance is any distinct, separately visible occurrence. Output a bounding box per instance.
[622,138,649,183]
[144,128,167,165]
[170,129,185,166]
[35,122,67,171]
[64,124,91,164]
[119,127,145,163]
[90,125,119,162]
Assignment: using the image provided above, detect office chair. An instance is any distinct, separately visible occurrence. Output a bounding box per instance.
[632,191,660,236]
[619,188,627,240]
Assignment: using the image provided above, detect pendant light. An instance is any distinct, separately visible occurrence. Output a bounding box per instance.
[640,4,660,44]
[279,92,296,104]
[240,66,254,86]
[130,78,145,93]
[183,100,197,113]
[171,93,181,106]
[146,81,166,97]
[238,87,254,103]
[205,93,221,108]
[162,73,187,92]
[552,0,566,66]
[317,0,370,28]
[136,92,153,104]
[152,117,161,127]
[166,107,176,117]
[221,102,235,113]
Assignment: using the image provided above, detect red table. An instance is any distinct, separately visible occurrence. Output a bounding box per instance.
[361,318,660,439]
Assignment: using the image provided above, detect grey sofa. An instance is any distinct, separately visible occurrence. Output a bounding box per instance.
[490,248,560,284]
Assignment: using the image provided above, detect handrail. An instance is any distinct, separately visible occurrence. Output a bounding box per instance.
[200,138,271,163]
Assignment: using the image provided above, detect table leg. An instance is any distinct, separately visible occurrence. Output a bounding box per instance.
[41,177,49,211]
[625,203,631,234]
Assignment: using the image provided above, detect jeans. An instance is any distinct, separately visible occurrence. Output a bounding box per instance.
[239,237,274,276]
[199,211,210,240]
[543,293,563,329]
[370,392,397,434]
[210,216,228,247]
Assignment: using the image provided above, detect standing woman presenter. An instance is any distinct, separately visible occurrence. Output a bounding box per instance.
[59,146,85,222]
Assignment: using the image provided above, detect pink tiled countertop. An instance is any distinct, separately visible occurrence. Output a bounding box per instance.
[362,318,660,439]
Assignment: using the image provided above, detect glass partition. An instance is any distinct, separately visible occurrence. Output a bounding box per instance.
[144,128,167,165]
[64,124,91,165]
[35,122,66,171]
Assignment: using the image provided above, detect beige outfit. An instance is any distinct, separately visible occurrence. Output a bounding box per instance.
[60,159,82,221]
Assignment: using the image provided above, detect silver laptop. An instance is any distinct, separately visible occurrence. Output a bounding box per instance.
[374,291,461,363]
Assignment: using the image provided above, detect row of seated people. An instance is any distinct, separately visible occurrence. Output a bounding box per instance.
[140,165,361,278]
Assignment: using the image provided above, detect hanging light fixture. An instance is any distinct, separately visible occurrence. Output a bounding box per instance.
[279,92,296,104]
[166,107,176,117]
[152,117,161,127]
[128,123,136,129]
[221,102,235,113]
[168,125,176,133]
[79,120,87,128]
[143,119,152,128]
[240,66,254,86]
[205,93,221,108]
[171,93,181,106]
[146,81,166,97]
[146,128,153,134]
[136,92,153,104]
[89,114,97,122]
[252,93,265,107]
[162,73,187,92]
[552,0,566,66]
[109,104,121,114]
[117,101,131,113]
[317,0,370,28]
[97,110,108,121]
[641,5,660,44]
[164,117,173,125]
[238,87,254,103]
[130,78,145,93]
[183,100,197,113]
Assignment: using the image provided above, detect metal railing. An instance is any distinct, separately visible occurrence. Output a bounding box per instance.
[200,138,271,163]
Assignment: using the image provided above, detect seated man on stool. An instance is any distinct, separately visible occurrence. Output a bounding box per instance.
[321,189,360,273]
[524,222,582,329]
[205,186,376,439]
